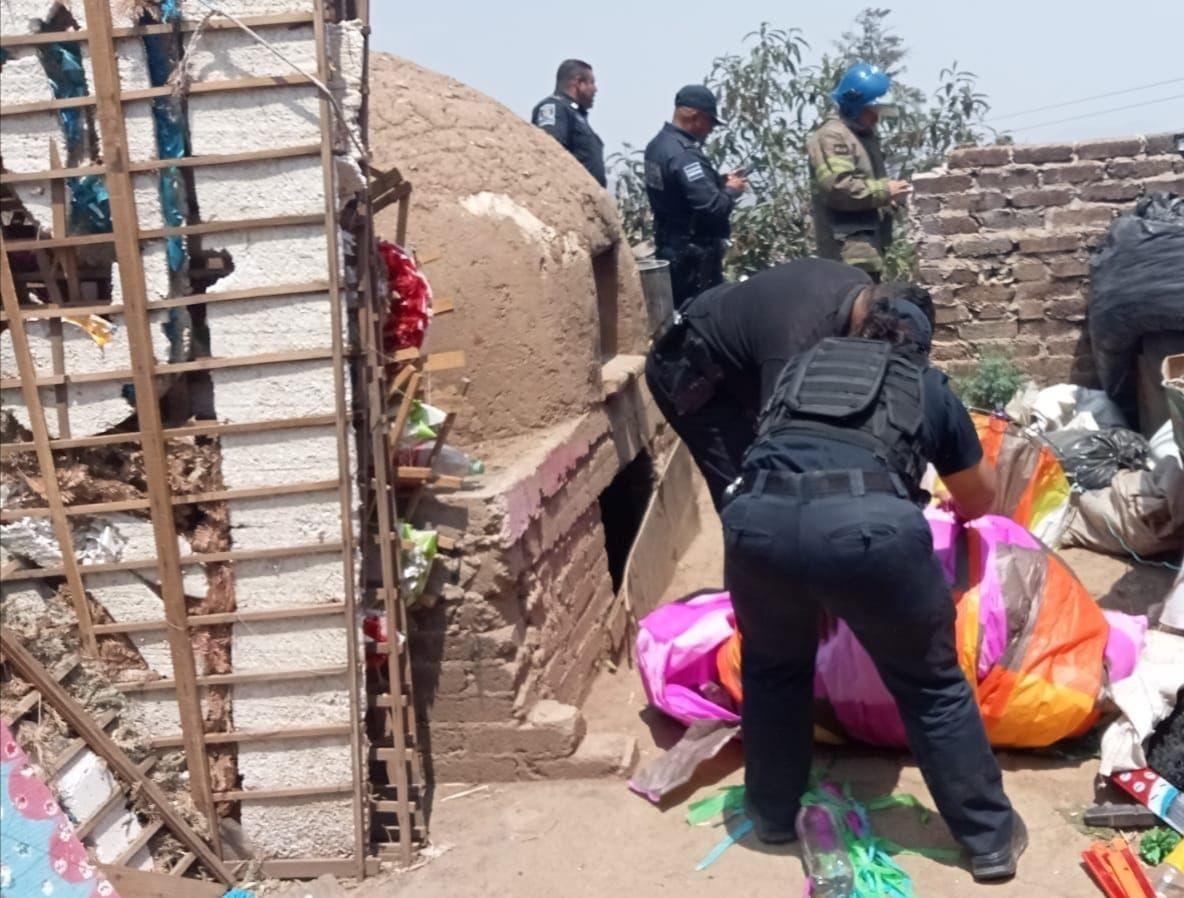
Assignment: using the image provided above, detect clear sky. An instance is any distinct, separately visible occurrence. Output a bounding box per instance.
[371,1,1184,159]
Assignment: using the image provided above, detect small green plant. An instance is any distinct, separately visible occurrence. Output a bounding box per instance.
[955,352,1026,410]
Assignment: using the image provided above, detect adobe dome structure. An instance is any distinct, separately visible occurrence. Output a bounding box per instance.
[369,53,649,448]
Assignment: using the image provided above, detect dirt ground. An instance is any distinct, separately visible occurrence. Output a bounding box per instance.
[356,484,1177,898]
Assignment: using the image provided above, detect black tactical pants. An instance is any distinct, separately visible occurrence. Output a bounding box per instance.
[721,474,1015,856]
[644,326,753,511]
[657,242,724,309]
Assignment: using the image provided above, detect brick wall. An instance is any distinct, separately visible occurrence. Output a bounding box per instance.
[911,133,1183,384]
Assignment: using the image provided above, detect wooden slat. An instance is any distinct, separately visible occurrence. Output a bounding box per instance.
[45,711,117,778]
[169,853,197,878]
[312,3,367,875]
[127,143,321,173]
[149,723,351,750]
[2,541,344,582]
[258,858,360,879]
[120,72,313,103]
[0,345,334,389]
[0,629,233,883]
[92,601,346,636]
[116,665,349,695]
[0,10,316,47]
[0,412,338,456]
[214,782,353,802]
[1,212,325,252]
[98,864,224,898]
[81,0,222,855]
[111,819,164,867]
[0,255,97,655]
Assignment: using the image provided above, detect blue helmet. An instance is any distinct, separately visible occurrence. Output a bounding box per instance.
[830,62,891,118]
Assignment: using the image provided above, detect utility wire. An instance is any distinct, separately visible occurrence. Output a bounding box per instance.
[1003,92,1184,134]
[989,77,1184,123]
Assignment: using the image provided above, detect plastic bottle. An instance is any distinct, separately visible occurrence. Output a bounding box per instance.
[1154,865,1184,898]
[796,805,855,898]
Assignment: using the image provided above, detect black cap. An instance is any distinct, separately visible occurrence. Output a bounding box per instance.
[674,84,724,126]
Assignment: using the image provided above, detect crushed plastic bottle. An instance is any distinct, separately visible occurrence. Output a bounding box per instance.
[796,804,855,898]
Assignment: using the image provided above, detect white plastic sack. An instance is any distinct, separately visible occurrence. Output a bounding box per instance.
[1150,419,1182,465]
[1100,629,1184,775]
[1007,383,1129,432]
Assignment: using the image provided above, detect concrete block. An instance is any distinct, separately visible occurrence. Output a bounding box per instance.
[1108,157,1177,179]
[199,224,329,294]
[187,86,322,156]
[233,554,344,610]
[227,489,341,551]
[0,316,132,378]
[911,172,973,194]
[0,577,55,620]
[232,617,349,671]
[122,692,182,735]
[1046,204,1118,229]
[124,630,175,677]
[1041,161,1105,185]
[207,292,332,357]
[210,359,338,423]
[111,242,173,304]
[177,0,315,20]
[240,795,353,859]
[525,700,586,755]
[234,675,352,728]
[0,0,55,34]
[192,156,326,226]
[121,99,162,164]
[949,145,1011,168]
[220,425,338,490]
[180,24,317,82]
[534,732,639,779]
[272,875,349,898]
[0,111,68,173]
[0,51,54,106]
[976,167,1039,191]
[237,736,352,790]
[55,750,117,823]
[12,182,53,233]
[80,39,151,93]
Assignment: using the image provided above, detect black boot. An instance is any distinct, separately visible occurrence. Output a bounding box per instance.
[970,813,1028,882]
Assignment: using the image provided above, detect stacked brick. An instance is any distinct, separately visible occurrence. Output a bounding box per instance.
[910,133,1183,384]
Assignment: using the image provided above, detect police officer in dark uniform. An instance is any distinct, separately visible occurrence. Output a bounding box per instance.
[644,85,746,307]
[722,300,1028,883]
[531,59,606,187]
[644,257,934,510]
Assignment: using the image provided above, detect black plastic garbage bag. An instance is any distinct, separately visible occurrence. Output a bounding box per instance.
[1089,192,1184,422]
[1055,427,1151,489]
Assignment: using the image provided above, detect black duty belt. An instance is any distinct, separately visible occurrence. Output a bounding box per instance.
[730,468,908,501]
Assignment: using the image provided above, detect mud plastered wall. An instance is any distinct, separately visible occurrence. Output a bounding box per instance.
[910,133,1184,384]
[0,0,367,862]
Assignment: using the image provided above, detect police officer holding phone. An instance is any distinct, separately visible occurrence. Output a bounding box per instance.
[643,85,747,307]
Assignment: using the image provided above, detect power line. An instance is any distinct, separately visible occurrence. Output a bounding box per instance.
[989,77,1184,123]
[1004,92,1184,134]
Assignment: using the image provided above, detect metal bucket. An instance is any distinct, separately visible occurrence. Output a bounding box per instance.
[636,258,674,336]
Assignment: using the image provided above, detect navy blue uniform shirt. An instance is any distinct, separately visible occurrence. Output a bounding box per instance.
[532,93,606,187]
[643,122,739,248]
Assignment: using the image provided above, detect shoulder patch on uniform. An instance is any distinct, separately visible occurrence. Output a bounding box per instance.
[683,161,706,182]
[829,141,851,154]
[645,160,664,190]
[535,103,556,127]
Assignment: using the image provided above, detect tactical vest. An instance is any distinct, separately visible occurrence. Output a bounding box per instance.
[757,337,928,496]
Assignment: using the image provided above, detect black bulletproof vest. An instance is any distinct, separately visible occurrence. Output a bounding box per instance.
[758,338,928,495]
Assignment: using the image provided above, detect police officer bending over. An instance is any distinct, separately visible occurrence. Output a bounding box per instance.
[722,300,1027,883]
[644,258,933,510]
[532,59,606,187]
[644,85,746,307]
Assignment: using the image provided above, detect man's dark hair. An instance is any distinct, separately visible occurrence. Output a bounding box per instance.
[555,59,593,90]
[856,298,914,347]
[870,281,935,327]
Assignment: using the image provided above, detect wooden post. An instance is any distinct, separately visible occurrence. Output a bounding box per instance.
[313,3,367,875]
[0,628,233,885]
[0,253,98,655]
[79,0,221,855]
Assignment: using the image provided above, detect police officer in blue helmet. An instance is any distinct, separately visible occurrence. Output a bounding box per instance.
[806,63,912,280]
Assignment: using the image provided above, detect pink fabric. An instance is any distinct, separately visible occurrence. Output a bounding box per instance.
[635,591,739,726]
[636,514,1149,746]
[1102,610,1149,683]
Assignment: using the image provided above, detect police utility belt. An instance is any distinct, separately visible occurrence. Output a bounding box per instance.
[652,313,728,416]
[724,468,910,503]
